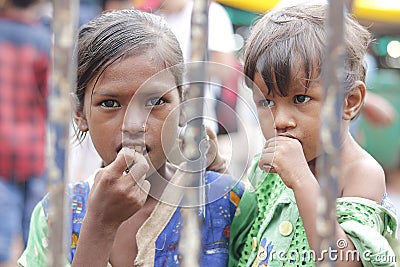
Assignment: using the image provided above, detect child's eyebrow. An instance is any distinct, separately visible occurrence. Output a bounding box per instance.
[292,86,309,93]
[91,90,120,97]
[137,83,178,97]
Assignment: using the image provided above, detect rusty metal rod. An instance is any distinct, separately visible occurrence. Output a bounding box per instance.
[316,1,346,266]
[180,0,209,266]
[46,0,79,266]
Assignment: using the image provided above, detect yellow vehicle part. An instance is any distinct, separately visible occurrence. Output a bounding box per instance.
[215,0,400,24]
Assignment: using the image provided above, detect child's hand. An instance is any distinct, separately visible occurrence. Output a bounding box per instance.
[87,147,150,230]
[205,127,228,173]
[258,135,310,189]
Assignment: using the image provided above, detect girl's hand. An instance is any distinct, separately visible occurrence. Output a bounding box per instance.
[258,136,310,189]
[86,147,150,231]
[205,127,228,173]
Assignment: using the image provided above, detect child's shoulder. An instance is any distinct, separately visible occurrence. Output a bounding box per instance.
[341,144,385,203]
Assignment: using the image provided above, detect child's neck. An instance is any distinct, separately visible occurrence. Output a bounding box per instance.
[147,162,177,198]
[308,158,317,176]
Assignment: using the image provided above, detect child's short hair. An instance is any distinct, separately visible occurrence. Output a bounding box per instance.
[75,9,184,112]
[244,4,372,96]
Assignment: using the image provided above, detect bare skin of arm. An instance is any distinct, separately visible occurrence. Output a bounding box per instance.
[71,148,150,267]
[259,133,385,267]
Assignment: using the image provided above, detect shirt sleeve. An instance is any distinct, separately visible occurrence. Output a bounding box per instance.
[18,201,50,267]
[337,197,399,267]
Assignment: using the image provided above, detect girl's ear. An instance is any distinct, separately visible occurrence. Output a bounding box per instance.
[343,81,366,121]
[74,110,89,132]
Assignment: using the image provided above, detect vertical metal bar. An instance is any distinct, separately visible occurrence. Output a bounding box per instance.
[47,0,78,266]
[180,0,209,266]
[316,1,346,267]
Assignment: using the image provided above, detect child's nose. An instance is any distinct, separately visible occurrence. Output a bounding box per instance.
[273,106,296,132]
[122,121,146,134]
[122,108,149,134]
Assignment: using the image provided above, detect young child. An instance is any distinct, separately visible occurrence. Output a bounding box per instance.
[229,4,398,267]
[18,9,243,267]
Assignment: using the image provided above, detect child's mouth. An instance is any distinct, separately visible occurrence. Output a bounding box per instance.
[118,144,148,156]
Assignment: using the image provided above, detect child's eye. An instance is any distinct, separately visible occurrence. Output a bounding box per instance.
[294,95,311,104]
[259,99,275,108]
[146,97,166,106]
[100,100,120,108]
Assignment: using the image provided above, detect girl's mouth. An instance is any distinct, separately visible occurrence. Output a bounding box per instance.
[118,144,148,156]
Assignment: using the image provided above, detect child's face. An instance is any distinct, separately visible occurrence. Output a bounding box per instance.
[81,53,181,172]
[252,71,324,163]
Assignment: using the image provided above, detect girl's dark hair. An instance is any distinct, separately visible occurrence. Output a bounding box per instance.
[244,4,371,96]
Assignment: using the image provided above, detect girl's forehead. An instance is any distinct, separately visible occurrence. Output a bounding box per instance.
[89,53,176,95]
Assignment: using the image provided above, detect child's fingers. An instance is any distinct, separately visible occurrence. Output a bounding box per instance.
[258,152,276,173]
[259,142,276,173]
[124,151,150,185]
[137,180,151,204]
[108,147,137,175]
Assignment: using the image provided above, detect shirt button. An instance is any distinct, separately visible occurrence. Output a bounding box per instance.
[279,221,293,236]
[252,237,258,251]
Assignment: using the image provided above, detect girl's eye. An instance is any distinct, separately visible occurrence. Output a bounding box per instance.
[259,99,275,108]
[294,95,311,104]
[100,100,120,108]
[146,97,166,106]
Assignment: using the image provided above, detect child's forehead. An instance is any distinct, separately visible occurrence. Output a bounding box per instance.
[254,62,319,96]
[89,53,177,95]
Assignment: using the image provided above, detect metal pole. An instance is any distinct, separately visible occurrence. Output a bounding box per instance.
[180,0,209,266]
[316,1,346,267]
[47,0,78,266]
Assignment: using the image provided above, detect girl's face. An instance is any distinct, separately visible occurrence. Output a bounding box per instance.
[252,71,324,163]
[80,53,181,174]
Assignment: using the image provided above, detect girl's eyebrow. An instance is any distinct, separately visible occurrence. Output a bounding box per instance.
[91,84,176,98]
[136,83,178,97]
[91,91,120,97]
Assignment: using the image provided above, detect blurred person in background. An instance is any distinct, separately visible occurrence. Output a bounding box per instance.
[79,0,101,26]
[101,0,132,12]
[0,0,50,266]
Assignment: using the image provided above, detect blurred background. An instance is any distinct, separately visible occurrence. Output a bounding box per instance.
[1,0,399,266]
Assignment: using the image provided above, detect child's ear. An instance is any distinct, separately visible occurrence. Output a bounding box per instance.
[73,110,89,132]
[343,81,366,120]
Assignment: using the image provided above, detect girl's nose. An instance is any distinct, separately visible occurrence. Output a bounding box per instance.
[122,121,146,134]
[122,106,149,134]
[273,106,296,133]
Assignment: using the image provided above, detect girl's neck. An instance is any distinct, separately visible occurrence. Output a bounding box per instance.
[147,162,177,199]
